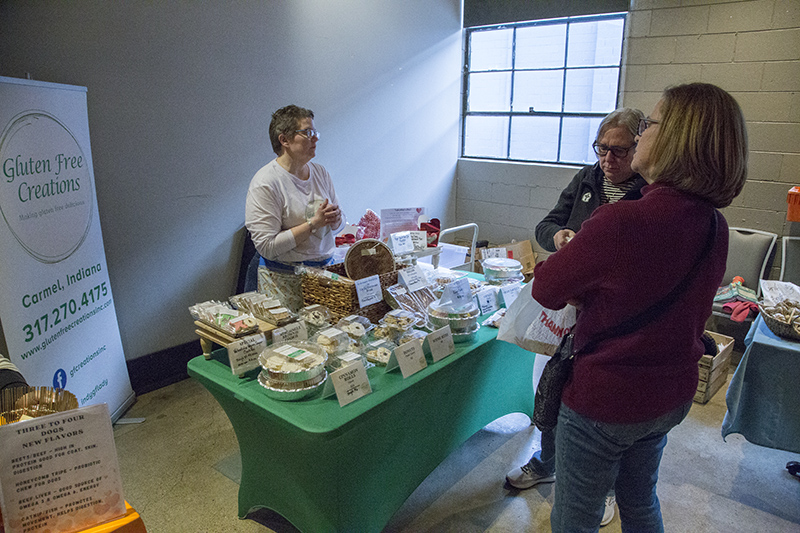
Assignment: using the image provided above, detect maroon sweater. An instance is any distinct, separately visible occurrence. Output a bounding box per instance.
[531,184,728,424]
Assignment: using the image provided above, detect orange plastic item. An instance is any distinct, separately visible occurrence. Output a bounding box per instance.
[787,186,800,222]
[79,501,146,533]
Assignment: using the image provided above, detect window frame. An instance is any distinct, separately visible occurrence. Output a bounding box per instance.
[461,12,628,165]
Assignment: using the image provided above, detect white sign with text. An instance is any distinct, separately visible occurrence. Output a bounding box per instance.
[0,404,126,533]
[226,332,266,375]
[355,274,382,308]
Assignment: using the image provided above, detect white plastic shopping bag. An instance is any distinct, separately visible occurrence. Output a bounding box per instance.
[497,282,577,355]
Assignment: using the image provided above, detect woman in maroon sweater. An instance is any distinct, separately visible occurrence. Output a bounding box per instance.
[532,83,747,532]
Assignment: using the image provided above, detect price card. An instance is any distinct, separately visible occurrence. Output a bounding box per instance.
[440,277,472,309]
[322,358,372,407]
[481,247,507,259]
[390,231,415,254]
[499,281,524,307]
[398,264,428,292]
[424,325,455,362]
[355,274,383,308]
[475,287,499,315]
[386,339,427,377]
[227,332,267,376]
[0,404,127,533]
[409,230,428,251]
[272,321,308,344]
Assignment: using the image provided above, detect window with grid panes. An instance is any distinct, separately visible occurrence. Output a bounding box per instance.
[462,13,627,165]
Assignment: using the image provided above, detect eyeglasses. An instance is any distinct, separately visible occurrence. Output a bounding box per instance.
[295,128,320,140]
[592,142,636,158]
[637,118,659,136]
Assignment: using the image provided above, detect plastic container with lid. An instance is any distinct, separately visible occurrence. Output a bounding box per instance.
[427,300,481,334]
[482,258,524,284]
[257,341,328,400]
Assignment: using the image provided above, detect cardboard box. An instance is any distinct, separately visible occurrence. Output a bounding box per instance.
[694,330,734,404]
[476,240,537,280]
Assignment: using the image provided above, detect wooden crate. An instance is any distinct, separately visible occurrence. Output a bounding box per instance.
[694,331,734,404]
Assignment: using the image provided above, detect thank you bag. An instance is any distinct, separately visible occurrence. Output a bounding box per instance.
[532,332,574,431]
[497,283,576,355]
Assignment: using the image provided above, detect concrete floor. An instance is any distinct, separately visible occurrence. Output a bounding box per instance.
[113,372,800,532]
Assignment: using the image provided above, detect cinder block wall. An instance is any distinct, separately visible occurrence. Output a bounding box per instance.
[455,0,799,274]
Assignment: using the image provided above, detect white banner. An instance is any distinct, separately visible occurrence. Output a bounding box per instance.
[0,76,133,419]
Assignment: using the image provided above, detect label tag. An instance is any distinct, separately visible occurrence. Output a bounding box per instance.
[398,264,428,292]
[424,325,455,362]
[475,287,499,315]
[388,339,428,378]
[409,230,428,251]
[499,281,523,307]
[272,321,308,345]
[227,332,267,375]
[355,274,383,308]
[322,359,372,407]
[440,277,472,309]
[482,247,507,259]
[390,231,415,254]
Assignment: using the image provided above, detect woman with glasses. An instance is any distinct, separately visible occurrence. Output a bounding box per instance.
[535,108,646,253]
[245,104,344,310]
[532,83,746,532]
[508,108,645,527]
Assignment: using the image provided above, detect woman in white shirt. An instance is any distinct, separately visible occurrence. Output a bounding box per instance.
[245,105,345,309]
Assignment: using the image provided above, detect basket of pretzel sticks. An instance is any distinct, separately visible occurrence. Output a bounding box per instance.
[300,262,403,323]
[758,298,800,341]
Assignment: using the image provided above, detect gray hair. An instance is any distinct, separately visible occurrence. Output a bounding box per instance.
[595,107,644,142]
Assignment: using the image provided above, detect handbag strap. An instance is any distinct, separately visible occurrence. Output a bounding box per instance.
[577,209,719,354]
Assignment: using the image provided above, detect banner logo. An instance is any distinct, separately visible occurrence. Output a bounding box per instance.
[0,111,93,263]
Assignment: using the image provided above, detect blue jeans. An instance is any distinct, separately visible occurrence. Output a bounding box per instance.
[550,401,692,533]
[528,426,556,476]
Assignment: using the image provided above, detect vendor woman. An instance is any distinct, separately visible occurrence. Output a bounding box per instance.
[245,104,345,310]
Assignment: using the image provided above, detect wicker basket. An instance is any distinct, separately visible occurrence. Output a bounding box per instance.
[301,262,401,323]
[758,304,800,341]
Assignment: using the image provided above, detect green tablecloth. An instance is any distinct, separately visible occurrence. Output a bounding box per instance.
[188,323,535,532]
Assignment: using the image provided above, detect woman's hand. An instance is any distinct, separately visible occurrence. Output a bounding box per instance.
[554,229,575,251]
[318,199,341,228]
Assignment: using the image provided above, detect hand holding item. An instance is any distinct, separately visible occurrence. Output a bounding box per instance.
[554,229,576,251]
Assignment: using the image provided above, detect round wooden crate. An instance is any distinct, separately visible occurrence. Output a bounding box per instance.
[344,238,395,280]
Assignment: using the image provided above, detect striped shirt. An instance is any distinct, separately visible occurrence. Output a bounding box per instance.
[600,177,640,205]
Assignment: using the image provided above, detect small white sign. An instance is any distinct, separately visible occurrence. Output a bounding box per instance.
[322,360,372,407]
[475,287,499,315]
[482,247,507,259]
[424,326,455,362]
[355,274,383,308]
[0,404,127,533]
[392,339,428,378]
[398,264,428,292]
[272,321,308,344]
[409,231,429,251]
[390,231,415,254]
[227,332,267,375]
[441,277,472,309]
[499,282,524,307]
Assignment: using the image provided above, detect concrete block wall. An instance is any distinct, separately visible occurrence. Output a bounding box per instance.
[455,0,799,276]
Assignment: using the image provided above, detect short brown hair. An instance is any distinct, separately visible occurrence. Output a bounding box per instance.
[268,105,314,156]
[648,83,747,208]
[596,107,643,143]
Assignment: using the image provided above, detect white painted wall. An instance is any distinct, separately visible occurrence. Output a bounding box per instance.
[0,1,463,360]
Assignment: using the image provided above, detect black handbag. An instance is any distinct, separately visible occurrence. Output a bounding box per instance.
[532,211,719,432]
[533,331,575,431]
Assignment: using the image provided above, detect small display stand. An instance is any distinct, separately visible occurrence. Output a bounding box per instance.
[195,319,275,359]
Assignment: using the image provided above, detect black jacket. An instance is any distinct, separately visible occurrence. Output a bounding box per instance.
[535,163,646,253]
